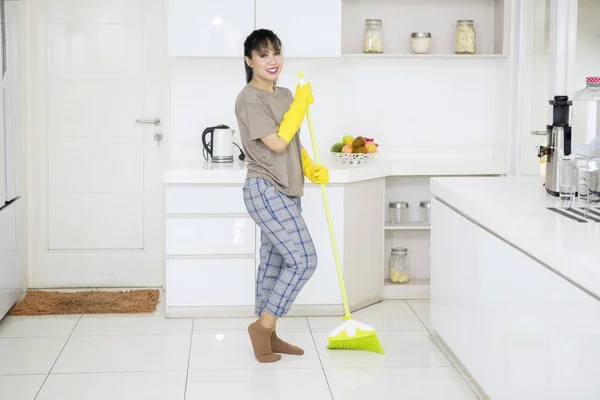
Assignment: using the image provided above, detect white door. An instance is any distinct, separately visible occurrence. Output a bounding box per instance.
[28,0,167,287]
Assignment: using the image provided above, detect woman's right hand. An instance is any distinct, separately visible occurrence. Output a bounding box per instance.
[294,82,314,107]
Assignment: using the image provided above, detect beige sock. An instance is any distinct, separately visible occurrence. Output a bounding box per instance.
[248,321,281,363]
[271,331,304,355]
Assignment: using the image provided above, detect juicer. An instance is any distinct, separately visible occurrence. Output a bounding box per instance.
[535,95,573,196]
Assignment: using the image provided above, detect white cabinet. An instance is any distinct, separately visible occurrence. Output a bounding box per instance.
[0,199,25,321]
[430,198,600,399]
[167,259,255,307]
[166,217,256,255]
[292,185,344,306]
[167,0,341,58]
[165,184,259,315]
[167,0,254,57]
[255,0,341,58]
[164,178,385,317]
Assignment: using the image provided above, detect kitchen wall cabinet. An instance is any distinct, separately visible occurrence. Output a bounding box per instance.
[255,0,341,58]
[167,0,255,57]
[167,0,341,58]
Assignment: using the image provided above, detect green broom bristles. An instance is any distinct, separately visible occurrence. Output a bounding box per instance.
[327,319,385,354]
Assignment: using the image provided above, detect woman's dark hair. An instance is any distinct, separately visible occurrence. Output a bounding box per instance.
[243,29,283,84]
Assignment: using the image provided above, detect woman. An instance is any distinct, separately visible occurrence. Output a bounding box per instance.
[235,29,329,363]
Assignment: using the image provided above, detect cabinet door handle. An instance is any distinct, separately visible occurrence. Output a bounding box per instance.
[135,117,162,126]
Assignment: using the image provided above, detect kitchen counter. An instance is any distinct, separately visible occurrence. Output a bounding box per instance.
[429,176,600,400]
[163,157,507,184]
[430,176,600,298]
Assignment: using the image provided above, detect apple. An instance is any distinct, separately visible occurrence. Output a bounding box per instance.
[342,135,354,146]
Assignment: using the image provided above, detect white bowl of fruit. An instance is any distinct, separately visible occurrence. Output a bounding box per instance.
[330,135,378,164]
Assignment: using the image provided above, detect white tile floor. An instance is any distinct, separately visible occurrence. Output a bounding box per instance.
[0,298,477,400]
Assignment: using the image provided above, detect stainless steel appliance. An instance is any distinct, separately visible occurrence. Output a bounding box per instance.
[535,95,573,196]
[201,124,245,163]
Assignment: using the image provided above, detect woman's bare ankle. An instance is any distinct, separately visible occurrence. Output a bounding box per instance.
[258,311,278,330]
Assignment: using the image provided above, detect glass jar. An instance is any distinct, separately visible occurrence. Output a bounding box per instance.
[455,20,476,54]
[571,77,600,157]
[364,19,383,54]
[410,32,431,54]
[559,154,576,209]
[388,247,410,284]
[419,200,431,224]
[389,201,409,224]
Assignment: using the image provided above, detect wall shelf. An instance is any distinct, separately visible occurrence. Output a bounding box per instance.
[385,222,430,231]
[384,278,430,300]
[342,0,508,57]
[343,53,507,59]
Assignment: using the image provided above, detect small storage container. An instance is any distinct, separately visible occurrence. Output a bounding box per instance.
[410,32,431,54]
[364,19,384,54]
[419,200,431,224]
[455,20,476,54]
[389,201,409,224]
[388,247,410,284]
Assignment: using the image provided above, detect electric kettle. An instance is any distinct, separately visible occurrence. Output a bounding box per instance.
[201,124,245,163]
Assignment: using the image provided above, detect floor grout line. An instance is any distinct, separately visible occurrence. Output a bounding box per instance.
[405,300,431,333]
[183,318,195,400]
[307,317,335,400]
[33,314,83,400]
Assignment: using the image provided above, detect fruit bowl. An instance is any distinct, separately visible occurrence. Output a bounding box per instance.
[330,135,378,165]
[331,151,377,165]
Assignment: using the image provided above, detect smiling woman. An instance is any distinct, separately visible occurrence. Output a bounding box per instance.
[234,28,330,364]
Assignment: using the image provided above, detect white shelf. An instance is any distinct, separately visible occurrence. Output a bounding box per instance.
[342,0,508,56]
[343,53,506,59]
[384,278,430,300]
[385,222,430,231]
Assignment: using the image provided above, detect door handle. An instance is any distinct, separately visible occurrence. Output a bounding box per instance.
[135,117,161,126]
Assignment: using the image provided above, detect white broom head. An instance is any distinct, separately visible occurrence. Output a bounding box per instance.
[327,319,376,339]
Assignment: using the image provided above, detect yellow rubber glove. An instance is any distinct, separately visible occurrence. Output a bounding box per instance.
[277,83,314,144]
[301,148,329,184]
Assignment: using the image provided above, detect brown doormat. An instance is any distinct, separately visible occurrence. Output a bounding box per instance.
[8,289,160,316]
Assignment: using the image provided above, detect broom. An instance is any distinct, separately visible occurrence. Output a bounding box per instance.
[298,71,384,355]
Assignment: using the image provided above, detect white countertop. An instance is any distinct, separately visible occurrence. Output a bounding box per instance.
[164,157,507,184]
[430,176,600,299]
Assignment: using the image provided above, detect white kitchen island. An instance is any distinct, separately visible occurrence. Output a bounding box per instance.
[430,176,600,400]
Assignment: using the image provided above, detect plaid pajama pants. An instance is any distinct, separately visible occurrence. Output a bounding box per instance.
[243,177,318,318]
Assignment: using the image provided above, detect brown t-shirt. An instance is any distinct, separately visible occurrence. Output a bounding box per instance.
[235,84,304,197]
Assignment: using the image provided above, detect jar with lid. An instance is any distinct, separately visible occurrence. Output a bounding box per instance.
[389,201,409,224]
[388,247,410,284]
[364,19,383,54]
[571,77,600,157]
[455,20,476,54]
[419,200,431,224]
[410,32,431,54]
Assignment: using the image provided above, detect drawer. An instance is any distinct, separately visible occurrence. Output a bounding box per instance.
[166,217,255,255]
[166,258,255,307]
[166,186,247,214]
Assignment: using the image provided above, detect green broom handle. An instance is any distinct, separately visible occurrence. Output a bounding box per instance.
[298,71,351,319]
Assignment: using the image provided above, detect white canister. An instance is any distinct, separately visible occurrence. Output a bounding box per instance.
[410,32,431,54]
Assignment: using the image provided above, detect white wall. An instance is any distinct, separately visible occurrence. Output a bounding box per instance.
[169,57,504,162]
[570,0,600,95]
